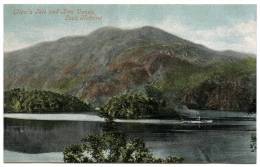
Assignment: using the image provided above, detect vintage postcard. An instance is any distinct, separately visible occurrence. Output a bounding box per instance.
[2,3,257,164]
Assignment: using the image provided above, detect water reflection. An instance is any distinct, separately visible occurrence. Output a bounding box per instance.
[4,118,103,153]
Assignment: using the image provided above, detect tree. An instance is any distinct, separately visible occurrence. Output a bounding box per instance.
[145,84,166,108]
[99,92,160,120]
[63,132,183,163]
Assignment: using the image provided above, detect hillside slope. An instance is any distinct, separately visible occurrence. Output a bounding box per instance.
[4,26,256,112]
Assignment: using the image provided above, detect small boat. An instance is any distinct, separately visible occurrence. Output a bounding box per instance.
[181,120,213,124]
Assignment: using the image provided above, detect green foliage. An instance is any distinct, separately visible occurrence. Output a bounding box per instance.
[144,85,165,106]
[4,88,92,113]
[161,57,255,92]
[156,57,256,112]
[99,92,161,120]
[64,132,183,163]
[52,77,83,93]
[181,58,256,112]
[158,60,209,95]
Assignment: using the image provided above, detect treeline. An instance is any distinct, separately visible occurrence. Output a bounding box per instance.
[4,86,180,120]
[4,88,92,113]
[99,85,180,120]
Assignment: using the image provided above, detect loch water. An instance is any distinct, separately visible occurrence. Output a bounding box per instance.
[4,111,256,163]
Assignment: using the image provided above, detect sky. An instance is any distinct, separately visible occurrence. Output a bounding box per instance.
[4,4,257,54]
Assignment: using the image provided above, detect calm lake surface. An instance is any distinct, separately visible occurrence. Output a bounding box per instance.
[4,111,256,163]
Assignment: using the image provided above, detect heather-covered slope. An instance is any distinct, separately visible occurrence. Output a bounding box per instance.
[4,26,256,112]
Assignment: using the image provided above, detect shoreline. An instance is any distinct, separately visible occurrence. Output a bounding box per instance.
[4,113,256,126]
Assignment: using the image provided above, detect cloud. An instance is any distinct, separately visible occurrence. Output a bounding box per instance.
[4,32,31,52]
[4,25,94,52]
[154,19,256,54]
[4,19,256,54]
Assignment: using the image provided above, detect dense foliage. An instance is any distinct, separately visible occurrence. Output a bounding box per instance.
[99,91,168,120]
[181,58,256,112]
[4,88,92,113]
[64,132,183,163]
[157,58,256,112]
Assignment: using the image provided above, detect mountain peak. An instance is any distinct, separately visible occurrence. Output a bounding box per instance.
[90,26,122,34]
[4,26,254,106]
[90,26,166,36]
[139,26,163,31]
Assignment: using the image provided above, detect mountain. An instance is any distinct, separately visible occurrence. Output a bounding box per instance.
[4,26,256,112]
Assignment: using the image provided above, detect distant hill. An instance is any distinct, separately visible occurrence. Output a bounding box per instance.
[4,26,256,112]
